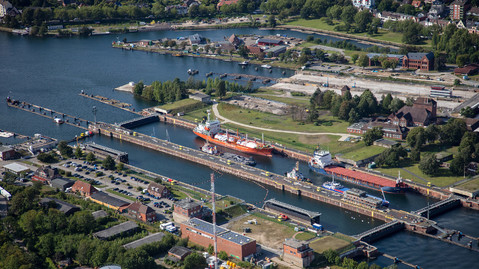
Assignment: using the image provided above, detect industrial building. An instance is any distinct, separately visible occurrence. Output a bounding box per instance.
[85,142,129,163]
[283,238,315,268]
[263,199,321,226]
[173,198,210,223]
[180,218,256,260]
[89,191,130,211]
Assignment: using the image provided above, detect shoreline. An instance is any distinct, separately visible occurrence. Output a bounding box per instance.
[112,44,299,71]
[277,25,402,50]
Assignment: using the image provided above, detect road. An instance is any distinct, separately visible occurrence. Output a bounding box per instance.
[212,103,353,140]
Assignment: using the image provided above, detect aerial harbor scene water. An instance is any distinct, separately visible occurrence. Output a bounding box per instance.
[1,1,479,268]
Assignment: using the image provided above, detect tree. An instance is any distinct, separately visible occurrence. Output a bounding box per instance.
[102,155,116,170]
[218,251,228,260]
[37,152,58,163]
[419,154,439,176]
[439,118,466,146]
[268,14,276,28]
[424,124,439,143]
[183,252,207,269]
[363,127,384,146]
[456,54,469,67]
[58,141,73,157]
[454,79,461,86]
[86,152,96,163]
[238,45,249,59]
[381,93,393,112]
[358,54,369,67]
[116,162,124,172]
[406,127,425,148]
[460,106,476,118]
[410,147,421,162]
[351,53,359,64]
[389,98,405,113]
[323,249,338,264]
[216,80,226,98]
[74,146,83,159]
[134,81,144,96]
[341,6,357,26]
[354,10,372,33]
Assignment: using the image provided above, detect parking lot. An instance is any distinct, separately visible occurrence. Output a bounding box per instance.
[59,159,178,221]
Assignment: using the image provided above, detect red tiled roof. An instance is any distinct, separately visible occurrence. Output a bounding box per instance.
[72,181,97,194]
[127,202,155,214]
[217,0,239,7]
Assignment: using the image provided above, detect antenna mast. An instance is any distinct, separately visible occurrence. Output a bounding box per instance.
[211,173,217,269]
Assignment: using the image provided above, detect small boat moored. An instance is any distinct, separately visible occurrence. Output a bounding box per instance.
[261,64,272,69]
[54,117,64,124]
[285,162,310,182]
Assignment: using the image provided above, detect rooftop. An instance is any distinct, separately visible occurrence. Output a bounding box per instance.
[92,210,108,220]
[175,199,202,210]
[94,221,138,240]
[185,218,227,235]
[51,177,74,187]
[123,232,165,249]
[126,202,155,214]
[218,230,253,245]
[264,199,321,219]
[90,191,129,208]
[3,162,29,173]
[168,246,192,257]
[264,45,287,53]
[39,197,80,215]
[284,238,308,249]
[257,38,282,44]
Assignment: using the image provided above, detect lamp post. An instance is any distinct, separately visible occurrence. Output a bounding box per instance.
[92,106,97,123]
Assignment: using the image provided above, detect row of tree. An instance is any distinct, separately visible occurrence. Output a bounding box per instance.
[309,89,405,124]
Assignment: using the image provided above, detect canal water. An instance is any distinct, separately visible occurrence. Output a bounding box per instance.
[1,30,477,268]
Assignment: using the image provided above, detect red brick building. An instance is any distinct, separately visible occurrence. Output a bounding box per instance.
[403,52,434,71]
[71,181,97,197]
[257,38,283,47]
[32,166,60,184]
[124,202,157,222]
[283,238,315,268]
[0,146,15,161]
[451,0,468,20]
[389,97,437,127]
[246,45,264,57]
[454,64,479,76]
[173,199,210,223]
[147,182,170,198]
[180,218,257,260]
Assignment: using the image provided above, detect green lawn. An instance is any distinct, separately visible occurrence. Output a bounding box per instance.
[157,98,202,111]
[295,232,317,241]
[375,158,465,187]
[250,94,311,106]
[455,178,479,192]
[182,105,213,122]
[337,142,385,161]
[217,103,350,134]
[286,18,431,47]
[309,234,353,254]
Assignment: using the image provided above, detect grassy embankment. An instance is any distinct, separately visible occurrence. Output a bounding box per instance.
[375,144,463,187]
[286,18,431,47]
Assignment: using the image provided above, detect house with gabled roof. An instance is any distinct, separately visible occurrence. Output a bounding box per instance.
[403,52,434,71]
[32,166,60,184]
[72,181,97,197]
[124,202,157,222]
[388,98,436,127]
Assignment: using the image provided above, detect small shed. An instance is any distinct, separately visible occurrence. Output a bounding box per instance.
[436,152,453,163]
[189,92,211,103]
[51,178,74,191]
[168,246,192,261]
[373,138,400,148]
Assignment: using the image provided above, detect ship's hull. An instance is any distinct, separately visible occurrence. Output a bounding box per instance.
[309,163,406,194]
[194,131,273,157]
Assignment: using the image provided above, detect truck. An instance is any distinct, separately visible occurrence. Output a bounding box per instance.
[160,222,175,230]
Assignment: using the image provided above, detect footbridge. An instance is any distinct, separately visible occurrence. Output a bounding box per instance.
[412,196,462,218]
[354,220,404,243]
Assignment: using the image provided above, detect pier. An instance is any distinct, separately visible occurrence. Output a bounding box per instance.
[219,73,278,84]
[6,100,90,130]
[79,92,140,115]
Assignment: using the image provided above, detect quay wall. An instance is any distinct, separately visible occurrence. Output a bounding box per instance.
[91,124,394,222]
